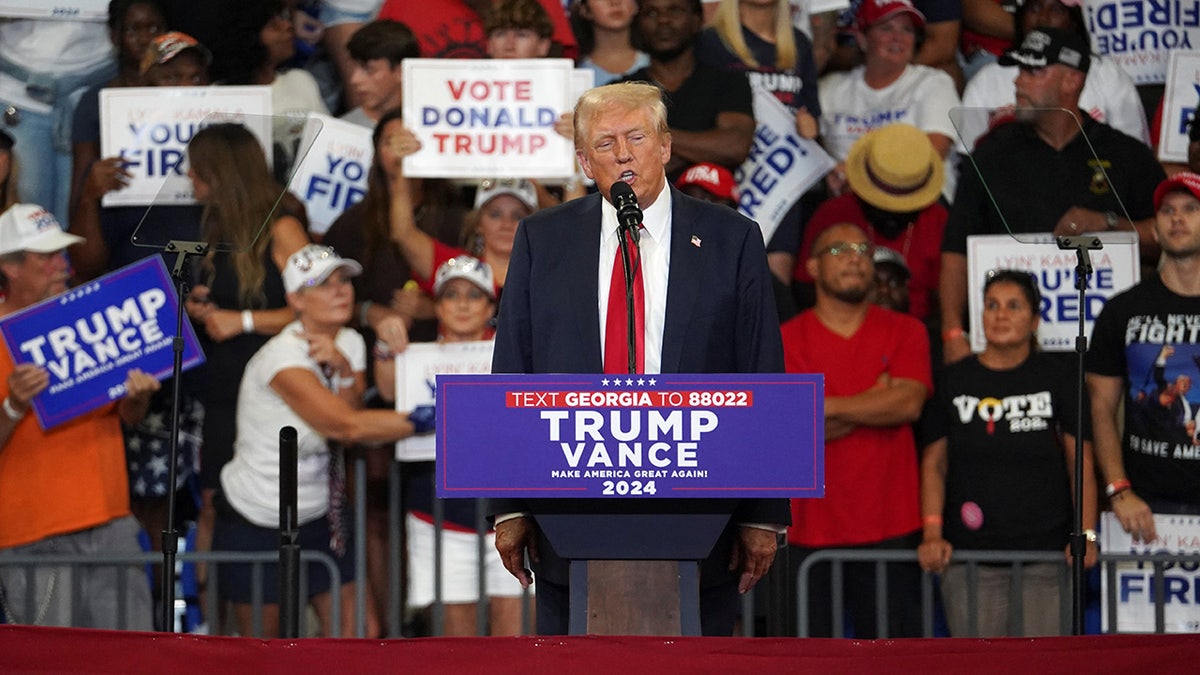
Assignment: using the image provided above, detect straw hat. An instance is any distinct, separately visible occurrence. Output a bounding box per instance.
[845,123,943,213]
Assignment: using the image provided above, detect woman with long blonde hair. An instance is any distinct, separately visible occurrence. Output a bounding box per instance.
[698,0,820,139]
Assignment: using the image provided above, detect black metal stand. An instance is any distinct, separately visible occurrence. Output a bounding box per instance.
[159,239,208,633]
[616,224,640,375]
[1057,234,1102,636]
[278,426,300,638]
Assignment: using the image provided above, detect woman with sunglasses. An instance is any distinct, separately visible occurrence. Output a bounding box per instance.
[917,270,1096,636]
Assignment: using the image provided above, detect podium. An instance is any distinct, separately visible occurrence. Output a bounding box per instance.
[436,373,823,636]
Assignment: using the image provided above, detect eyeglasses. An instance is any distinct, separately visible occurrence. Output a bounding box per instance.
[816,242,873,258]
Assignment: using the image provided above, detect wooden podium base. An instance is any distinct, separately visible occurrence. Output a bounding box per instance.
[571,560,702,636]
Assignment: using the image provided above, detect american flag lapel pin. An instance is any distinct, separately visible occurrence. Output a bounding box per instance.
[690,235,701,248]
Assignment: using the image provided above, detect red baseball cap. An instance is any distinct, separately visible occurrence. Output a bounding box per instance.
[857,0,926,31]
[675,163,737,201]
[1154,172,1200,210]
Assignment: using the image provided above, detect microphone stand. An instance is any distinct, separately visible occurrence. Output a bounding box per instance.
[159,239,208,632]
[1056,233,1101,636]
[617,223,640,375]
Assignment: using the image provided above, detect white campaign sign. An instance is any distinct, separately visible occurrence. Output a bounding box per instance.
[0,1,106,19]
[1101,511,1200,633]
[1158,51,1200,163]
[401,58,575,179]
[1085,0,1200,85]
[99,87,272,207]
[966,234,1140,353]
[395,341,494,462]
[287,113,372,237]
[736,86,834,245]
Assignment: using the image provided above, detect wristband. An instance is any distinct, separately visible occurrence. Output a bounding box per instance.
[922,514,943,526]
[336,376,357,390]
[241,310,255,334]
[941,327,966,342]
[2,397,24,422]
[374,342,395,361]
[1105,478,1132,498]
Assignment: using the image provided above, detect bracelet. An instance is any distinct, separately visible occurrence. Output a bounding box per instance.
[1105,478,1132,498]
[241,310,255,334]
[2,397,25,422]
[336,376,357,390]
[922,514,943,526]
[374,342,395,361]
[358,300,373,327]
[941,327,966,342]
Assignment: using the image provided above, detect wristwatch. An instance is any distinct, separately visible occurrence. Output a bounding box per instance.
[1104,211,1119,231]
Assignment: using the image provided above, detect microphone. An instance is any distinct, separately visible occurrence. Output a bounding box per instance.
[610,181,643,244]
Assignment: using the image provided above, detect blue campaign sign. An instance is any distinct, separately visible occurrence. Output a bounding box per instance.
[0,256,205,429]
[436,373,824,499]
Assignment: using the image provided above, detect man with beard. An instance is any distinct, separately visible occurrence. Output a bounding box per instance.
[622,0,754,181]
[780,222,931,637]
[940,27,1163,364]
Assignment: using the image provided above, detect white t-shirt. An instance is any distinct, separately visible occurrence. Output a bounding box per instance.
[222,321,366,528]
[0,19,112,113]
[819,64,962,201]
[960,55,1150,151]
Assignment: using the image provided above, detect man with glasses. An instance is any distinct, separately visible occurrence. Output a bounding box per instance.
[780,222,932,637]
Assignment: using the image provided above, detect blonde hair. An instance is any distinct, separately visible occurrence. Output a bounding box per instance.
[573,81,669,149]
[711,0,796,70]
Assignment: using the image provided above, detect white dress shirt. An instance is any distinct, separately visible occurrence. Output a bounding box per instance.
[597,182,672,375]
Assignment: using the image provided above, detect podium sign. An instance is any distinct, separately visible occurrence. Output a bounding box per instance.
[436,373,823,499]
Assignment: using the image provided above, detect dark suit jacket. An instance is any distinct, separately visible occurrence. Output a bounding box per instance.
[490,187,790,587]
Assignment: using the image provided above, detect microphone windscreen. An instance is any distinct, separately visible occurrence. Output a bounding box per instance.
[610,180,636,207]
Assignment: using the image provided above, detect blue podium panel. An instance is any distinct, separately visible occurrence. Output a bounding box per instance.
[436,373,823,499]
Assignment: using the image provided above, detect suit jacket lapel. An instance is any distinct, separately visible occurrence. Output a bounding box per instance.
[661,188,700,374]
[566,195,604,371]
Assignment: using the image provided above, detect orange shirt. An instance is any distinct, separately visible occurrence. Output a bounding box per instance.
[0,347,130,549]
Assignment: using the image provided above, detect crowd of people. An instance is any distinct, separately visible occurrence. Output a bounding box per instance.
[0,0,1197,640]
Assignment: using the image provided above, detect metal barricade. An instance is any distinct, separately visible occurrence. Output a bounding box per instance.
[795,547,1200,638]
[0,549,340,636]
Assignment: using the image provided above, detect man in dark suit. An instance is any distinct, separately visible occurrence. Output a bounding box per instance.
[490,81,789,636]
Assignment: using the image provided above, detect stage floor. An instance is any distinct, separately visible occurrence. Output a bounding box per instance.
[1,626,1199,674]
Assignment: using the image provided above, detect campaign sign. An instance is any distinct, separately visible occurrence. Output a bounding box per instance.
[287,113,372,237]
[1158,51,1200,163]
[0,257,205,429]
[736,86,835,245]
[99,86,273,207]
[966,234,1140,353]
[0,0,106,19]
[394,340,494,462]
[401,58,576,179]
[1085,0,1200,85]
[436,373,824,499]
[1101,512,1200,633]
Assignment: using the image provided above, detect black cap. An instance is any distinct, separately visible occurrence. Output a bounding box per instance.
[999,27,1090,74]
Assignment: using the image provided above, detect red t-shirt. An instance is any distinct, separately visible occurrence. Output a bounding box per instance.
[793,194,946,320]
[377,0,577,59]
[781,306,931,548]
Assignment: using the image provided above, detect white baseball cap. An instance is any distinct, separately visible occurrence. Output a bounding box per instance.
[474,178,538,212]
[433,256,495,299]
[0,204,85,256]
[282,244,362,293]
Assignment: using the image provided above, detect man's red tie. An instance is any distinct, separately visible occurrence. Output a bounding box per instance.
[604,228,644,374]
